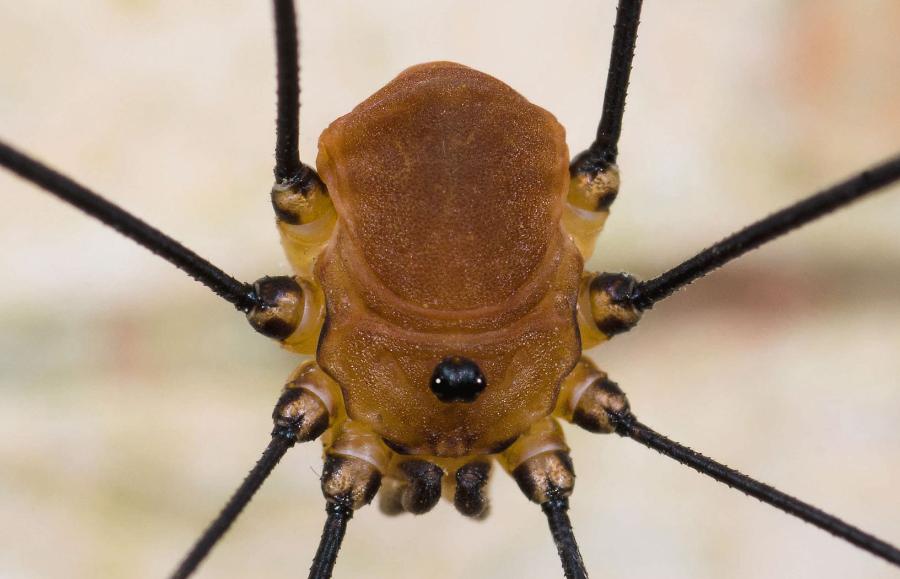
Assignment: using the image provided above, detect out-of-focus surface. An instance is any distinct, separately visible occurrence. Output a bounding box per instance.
[1,1,898,578]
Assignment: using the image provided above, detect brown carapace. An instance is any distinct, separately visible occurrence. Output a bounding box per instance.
[252,61,641,516]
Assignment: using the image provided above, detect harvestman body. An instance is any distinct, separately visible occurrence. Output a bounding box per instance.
[1,1,899,578]
[256,59,628,515]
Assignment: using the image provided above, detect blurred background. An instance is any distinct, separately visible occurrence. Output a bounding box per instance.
[1,1,899,578]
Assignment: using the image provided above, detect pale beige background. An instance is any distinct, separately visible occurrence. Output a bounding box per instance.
[1,2,899,579]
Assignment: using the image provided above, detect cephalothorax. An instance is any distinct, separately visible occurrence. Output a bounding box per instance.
[2,1,899,578]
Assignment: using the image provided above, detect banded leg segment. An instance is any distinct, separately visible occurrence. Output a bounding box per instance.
[275,361,343,437]
[500,418,574,505]
[255,0,335,355]
[576,272,643,349]
[564,0,647,345]
[500,418,587,579]
[555,357,629,433]
[273,179,336,279]
[312,420,393,579]
[245,274,326,354]
[562,164,618,261]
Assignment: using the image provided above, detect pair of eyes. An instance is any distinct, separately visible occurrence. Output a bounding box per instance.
[429,356,486,403]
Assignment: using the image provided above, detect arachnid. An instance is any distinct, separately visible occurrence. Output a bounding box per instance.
[1,1,900,579]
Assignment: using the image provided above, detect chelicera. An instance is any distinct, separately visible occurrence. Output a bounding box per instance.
[1,2,898,578]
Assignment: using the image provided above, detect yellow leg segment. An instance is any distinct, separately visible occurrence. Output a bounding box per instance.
[562,164,619,261]
[499,417,574,504]
[245,274,326,355]
[555,356,630,434]
[271,361,344,442]
[272,178,336,279]
[576,272,643,349]
[321,420,393,511]
[565,164,643,349]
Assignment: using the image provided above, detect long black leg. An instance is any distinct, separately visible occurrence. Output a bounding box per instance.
[170,432,296,579]
[543,496,589,579]
[608,410,900,567]
[308,501,353,579]
[271,0,320,190]
[170,375,332,578]
[630,154,900,309]
[571,0,643,175]
[0,140,258,312]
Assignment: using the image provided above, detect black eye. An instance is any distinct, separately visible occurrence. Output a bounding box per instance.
[430,356,486,403]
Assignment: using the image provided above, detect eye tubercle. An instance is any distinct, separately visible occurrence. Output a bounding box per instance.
[430,356,486,403]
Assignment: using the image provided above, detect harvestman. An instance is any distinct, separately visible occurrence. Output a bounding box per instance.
[1,2,899,578]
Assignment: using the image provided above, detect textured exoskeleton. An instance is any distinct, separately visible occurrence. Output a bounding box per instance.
[315,62,583,457]
[262,61,632,516]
